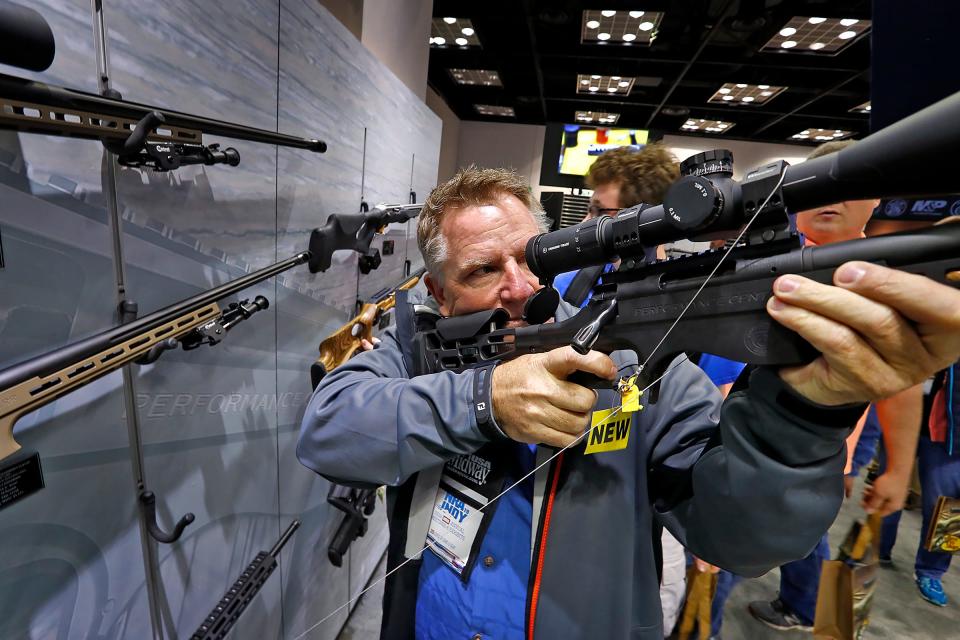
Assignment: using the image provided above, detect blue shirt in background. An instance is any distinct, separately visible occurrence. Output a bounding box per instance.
[552,263,616,308]
[698,353,747,386]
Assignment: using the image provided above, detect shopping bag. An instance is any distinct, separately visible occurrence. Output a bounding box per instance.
[677,567,717,640]
[923,496,960,553]
[813,514,880,640]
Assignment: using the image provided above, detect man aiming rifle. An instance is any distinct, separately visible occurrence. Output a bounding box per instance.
[297,93,960,639]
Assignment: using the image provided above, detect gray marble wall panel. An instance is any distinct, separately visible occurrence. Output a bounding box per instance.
[0,132,152,636]
[105,0,280,131]
[1,0,440,637]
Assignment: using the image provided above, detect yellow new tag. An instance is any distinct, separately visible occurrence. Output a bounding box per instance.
[584,408,632,455]
[617,375,643,414]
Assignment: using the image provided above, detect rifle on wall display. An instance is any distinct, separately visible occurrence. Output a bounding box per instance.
[0,72,327,171]
[310,267,425,389]
[308,203,422,274]
[414,91,960,398]
[0,208,415,509]
[190,519,300,640]
[309,267,425,566]
[326,485,377,567]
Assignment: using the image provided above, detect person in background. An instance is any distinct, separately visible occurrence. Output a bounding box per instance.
[746,140,924,632]
[877,358,960,606]
[552,144,677,308]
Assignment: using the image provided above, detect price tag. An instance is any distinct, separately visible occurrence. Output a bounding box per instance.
[617,374,643,414]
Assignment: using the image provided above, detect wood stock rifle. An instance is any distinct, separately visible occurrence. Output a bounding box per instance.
[310,267,426,390]
[309,266,425,566]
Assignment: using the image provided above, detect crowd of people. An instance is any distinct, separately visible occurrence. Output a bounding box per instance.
[296,140,960,640]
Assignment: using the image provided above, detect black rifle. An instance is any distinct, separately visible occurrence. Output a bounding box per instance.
[0,207,419,462]
[0,72,326,171]
[327,485,377,567]
[190,519,300,640]
[414,90,960,400]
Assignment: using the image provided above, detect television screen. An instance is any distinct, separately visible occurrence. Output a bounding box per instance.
[557,125,650,176]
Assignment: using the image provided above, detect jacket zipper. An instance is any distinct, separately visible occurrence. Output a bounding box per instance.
[526,450,565,640]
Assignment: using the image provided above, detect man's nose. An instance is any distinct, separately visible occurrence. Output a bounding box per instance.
[500,261,536,303]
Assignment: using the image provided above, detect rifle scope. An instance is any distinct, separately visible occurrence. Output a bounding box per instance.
[527,89,960,280]
[0,3,55,71]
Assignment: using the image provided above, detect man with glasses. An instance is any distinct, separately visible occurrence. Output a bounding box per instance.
[552,144,677,307]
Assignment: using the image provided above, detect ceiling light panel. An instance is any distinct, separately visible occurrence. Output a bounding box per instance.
[581,10,664,46]
[475,104,514,117]
[762,16,871,54]
[681,118,735,134]
[849,100,871,114]
[449,68,503,87]
[790,128,854,141]
[577,74,635,96]
[431,18,481,48]
[707,83,787,105]
[575,111,620,125]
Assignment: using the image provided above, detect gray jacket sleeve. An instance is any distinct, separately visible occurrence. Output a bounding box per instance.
[296,327,501,488]
[646,360,858,577]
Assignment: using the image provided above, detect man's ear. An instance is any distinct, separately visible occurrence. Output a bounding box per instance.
[424,273,449,315]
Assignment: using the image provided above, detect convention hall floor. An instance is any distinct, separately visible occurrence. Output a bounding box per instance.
[337,475,958,639]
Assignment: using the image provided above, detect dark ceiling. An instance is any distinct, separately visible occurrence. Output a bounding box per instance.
[428,0,873,144]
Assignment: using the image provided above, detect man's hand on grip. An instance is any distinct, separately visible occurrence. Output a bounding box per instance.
[491,346,616,447]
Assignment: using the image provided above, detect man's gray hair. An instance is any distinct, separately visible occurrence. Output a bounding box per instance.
[418,166,550,282]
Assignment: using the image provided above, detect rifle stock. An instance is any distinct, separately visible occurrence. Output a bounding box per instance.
[0,302,220,459]
[311,268,425,389]
[416,222,960,402]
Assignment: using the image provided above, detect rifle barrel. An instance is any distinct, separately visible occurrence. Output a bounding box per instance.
[0,73,327,152]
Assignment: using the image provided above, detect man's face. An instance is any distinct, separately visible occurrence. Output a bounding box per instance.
[424,193,542,327]
[795,198,880,244]
[587,181,621,220]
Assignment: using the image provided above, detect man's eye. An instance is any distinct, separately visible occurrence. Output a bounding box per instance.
[472,266,495,276]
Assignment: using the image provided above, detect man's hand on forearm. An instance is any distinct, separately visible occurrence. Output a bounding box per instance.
[767,261,960,406]
[862,470,911,516]
[859,384,922,516]
[491,346,616,447]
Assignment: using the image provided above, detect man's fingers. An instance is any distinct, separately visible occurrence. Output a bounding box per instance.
[543,346,617,381]
[554,380,599,413]
[833,261,960,329]
[861,489,884,515]
[768,274,935,378]
[767,298,903,402]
